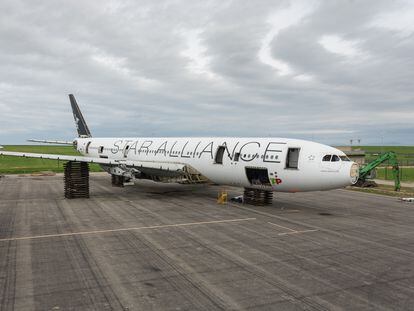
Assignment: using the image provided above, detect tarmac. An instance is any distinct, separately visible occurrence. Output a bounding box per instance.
[1,173,414,310]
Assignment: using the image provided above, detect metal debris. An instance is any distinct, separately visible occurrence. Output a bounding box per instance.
[400,198,414,203]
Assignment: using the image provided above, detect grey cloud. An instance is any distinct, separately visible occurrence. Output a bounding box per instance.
[0,0,413,145]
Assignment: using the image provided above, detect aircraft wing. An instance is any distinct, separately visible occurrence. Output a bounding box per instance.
[27,139,74,145]
[0,151,186,172]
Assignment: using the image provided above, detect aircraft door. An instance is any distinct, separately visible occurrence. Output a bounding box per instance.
[286,148,300,169]
[123,144,131,158]
[214,146,226,164]
[85,141,92,154]
[245,167,272,187]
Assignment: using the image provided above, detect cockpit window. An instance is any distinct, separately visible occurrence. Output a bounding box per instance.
[331,155,340,162]
[323,154,348,162]
[322,155,332,161]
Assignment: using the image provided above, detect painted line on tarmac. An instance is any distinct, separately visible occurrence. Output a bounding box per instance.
[278,229,318,236]
[0,217,256,242]
[267,221,297,232]
[268,222,318,236]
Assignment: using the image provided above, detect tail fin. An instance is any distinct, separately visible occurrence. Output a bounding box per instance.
[69,94,92,138]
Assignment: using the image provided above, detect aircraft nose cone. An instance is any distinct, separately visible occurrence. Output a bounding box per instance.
[350,162,359,184]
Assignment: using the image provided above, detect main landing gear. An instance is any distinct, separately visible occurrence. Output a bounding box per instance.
[111,174,125,187]
[111,174,135,187]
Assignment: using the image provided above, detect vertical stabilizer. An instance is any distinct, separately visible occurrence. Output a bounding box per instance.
[69,94,92,138]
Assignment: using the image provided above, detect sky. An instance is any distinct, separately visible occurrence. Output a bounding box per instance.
[0,0,413,146]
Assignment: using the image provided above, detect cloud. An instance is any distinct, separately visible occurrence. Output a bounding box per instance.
[318,35,368,59]
[369,1,414,37]
[0,0,412,146]
[179,29,220,80]
[258,0,317,76]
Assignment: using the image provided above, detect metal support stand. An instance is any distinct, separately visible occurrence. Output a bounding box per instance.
[64,162,89,199]
[243,188,273,206]
[111,174,125,187]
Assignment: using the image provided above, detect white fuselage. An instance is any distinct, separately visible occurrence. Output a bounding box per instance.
[76,137,358,192]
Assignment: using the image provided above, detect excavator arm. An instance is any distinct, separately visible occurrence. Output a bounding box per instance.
[358,151,400,191]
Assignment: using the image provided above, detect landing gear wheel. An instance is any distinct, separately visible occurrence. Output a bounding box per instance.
[111,175,125,187]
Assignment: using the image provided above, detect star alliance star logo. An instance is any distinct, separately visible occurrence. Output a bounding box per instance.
[308,155,315,161]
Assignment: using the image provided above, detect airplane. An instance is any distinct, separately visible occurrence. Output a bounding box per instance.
[0,95,359,196]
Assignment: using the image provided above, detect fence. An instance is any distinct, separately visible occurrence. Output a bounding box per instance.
[377,166,414,182]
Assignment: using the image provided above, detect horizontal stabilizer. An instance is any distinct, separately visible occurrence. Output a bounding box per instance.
[28,139,74,145]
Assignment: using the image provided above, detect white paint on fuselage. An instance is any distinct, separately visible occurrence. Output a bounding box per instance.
[76,137,355,192]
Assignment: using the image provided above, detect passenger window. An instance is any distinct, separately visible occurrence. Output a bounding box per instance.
[331,155,340,162]
[322,155,331,161]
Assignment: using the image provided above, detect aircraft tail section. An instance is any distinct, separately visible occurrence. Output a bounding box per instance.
[69,94,92,138]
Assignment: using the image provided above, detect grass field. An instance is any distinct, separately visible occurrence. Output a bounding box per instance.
[376,167,414,182]
[351,146,414,182]
[0,145,103,174]
[354,146,414,154]
[354,146,414,165]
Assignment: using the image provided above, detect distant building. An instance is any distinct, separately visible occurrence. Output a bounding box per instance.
[336,146,366,165]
